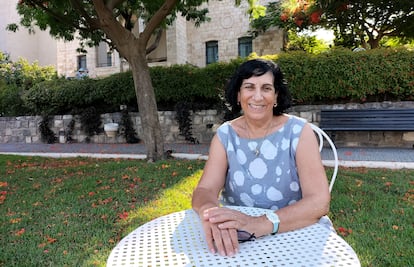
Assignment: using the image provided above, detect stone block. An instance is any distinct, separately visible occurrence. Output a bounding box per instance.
[193,115,202,125]
[369,131,384,142]
[22,129,31,136]
[403,132,414,141]
[299,111,313,122]
[63,114,73,120]
[384,132,402,144]
[54,120,64,128]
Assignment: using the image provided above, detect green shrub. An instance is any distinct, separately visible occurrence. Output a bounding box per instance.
[0,82,29,116]
[276,48,414,103]
[0,51,58,116]
[5,48,414,117]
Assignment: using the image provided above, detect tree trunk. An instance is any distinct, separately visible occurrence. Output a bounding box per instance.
[129,53,164,161]
[368,37,380,49]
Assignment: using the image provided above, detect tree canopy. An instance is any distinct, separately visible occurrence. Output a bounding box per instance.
[250,0,414,49]
[7,0,263,161]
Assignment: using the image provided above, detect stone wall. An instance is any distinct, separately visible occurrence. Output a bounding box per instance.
[1,101,413,148]
[0,110,222,145]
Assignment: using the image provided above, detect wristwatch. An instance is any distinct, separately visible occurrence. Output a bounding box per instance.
[265,211,280,234]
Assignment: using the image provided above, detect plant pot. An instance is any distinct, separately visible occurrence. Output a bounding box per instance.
[104,123,119,137]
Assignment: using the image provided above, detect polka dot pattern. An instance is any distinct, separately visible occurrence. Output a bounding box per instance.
[217,116,306,210]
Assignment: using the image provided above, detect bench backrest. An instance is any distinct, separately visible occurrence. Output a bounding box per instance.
[319,109,414,131]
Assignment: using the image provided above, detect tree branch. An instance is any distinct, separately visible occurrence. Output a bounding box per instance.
[140,0,178,46]
[106,0,126,10]
[69,0,100,30]
[146,28,163,54]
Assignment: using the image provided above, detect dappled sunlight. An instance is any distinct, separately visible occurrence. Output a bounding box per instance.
[121,169,203,235]
[2,155,412,266]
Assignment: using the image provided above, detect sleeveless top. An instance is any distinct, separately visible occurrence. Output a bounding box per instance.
[217,115,306,210]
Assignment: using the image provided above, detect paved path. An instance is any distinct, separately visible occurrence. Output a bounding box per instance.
[0,143,413,169]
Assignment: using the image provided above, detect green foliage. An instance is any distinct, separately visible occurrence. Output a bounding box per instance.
[0,53,57,89]
[39,116,57,144]
[77,106,102,142]
[11,1,216,54]
[0,82,29,116]
[174,102,199,144]
[0,51,58,116]
[4,48,414,117]
[285,30,329,54]
[120,109,140,144]
[251,0,414,49]
[317,0,414,49]
[94,71,136,108]
[276,48,414,103]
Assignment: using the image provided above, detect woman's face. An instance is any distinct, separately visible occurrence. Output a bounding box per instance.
[237,71,277,119]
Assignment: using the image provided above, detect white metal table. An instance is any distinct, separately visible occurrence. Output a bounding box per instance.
[106,206,360,266]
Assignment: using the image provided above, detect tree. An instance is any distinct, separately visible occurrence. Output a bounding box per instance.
[7,0,263,161]
[250,0,414,49]
[249,1,323,50]
[318,0,414,49]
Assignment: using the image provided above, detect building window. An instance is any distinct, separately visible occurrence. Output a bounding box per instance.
[96,42,113,67]
[206,41,218,65]
[238,37,252,58]
[77,55,87,70]
[107,52,112,66]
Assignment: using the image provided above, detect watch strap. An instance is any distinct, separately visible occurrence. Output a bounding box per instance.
[265,211,280,234]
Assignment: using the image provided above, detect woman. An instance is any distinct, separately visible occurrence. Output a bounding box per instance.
[192,58,331,257]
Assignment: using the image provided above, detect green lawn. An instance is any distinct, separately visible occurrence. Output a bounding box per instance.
[0,155,412,266]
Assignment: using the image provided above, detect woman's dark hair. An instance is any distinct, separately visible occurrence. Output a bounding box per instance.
[225,58,292,115]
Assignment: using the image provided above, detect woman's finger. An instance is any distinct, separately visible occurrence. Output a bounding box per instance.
[202,223,216,254]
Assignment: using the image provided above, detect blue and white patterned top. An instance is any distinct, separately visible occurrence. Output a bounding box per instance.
[217,115,306,211]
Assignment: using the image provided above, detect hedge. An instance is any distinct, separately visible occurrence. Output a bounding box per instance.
[1,48,413,116]
[276,48,414,104]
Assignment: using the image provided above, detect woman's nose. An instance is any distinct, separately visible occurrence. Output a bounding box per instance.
[252,89,264,100]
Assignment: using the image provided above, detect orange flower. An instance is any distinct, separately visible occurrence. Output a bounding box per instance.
[310,11,322,24]
[294,18,304,27]
[280,13,289,22]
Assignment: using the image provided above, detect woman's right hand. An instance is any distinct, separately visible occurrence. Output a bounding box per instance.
[201,207,239,256]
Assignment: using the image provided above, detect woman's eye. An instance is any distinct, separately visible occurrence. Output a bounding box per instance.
[242,85,254,90]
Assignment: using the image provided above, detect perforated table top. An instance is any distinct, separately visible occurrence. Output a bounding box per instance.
[106,206,360,267]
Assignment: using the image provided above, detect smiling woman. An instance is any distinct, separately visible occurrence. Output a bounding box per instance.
[192,58,331,257]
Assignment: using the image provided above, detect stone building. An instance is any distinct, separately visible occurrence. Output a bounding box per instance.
[0,0,283,78]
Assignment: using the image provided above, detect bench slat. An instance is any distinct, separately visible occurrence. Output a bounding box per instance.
[319,109,414,131]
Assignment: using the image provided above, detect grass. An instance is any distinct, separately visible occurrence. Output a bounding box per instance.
[0,155,412,267]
